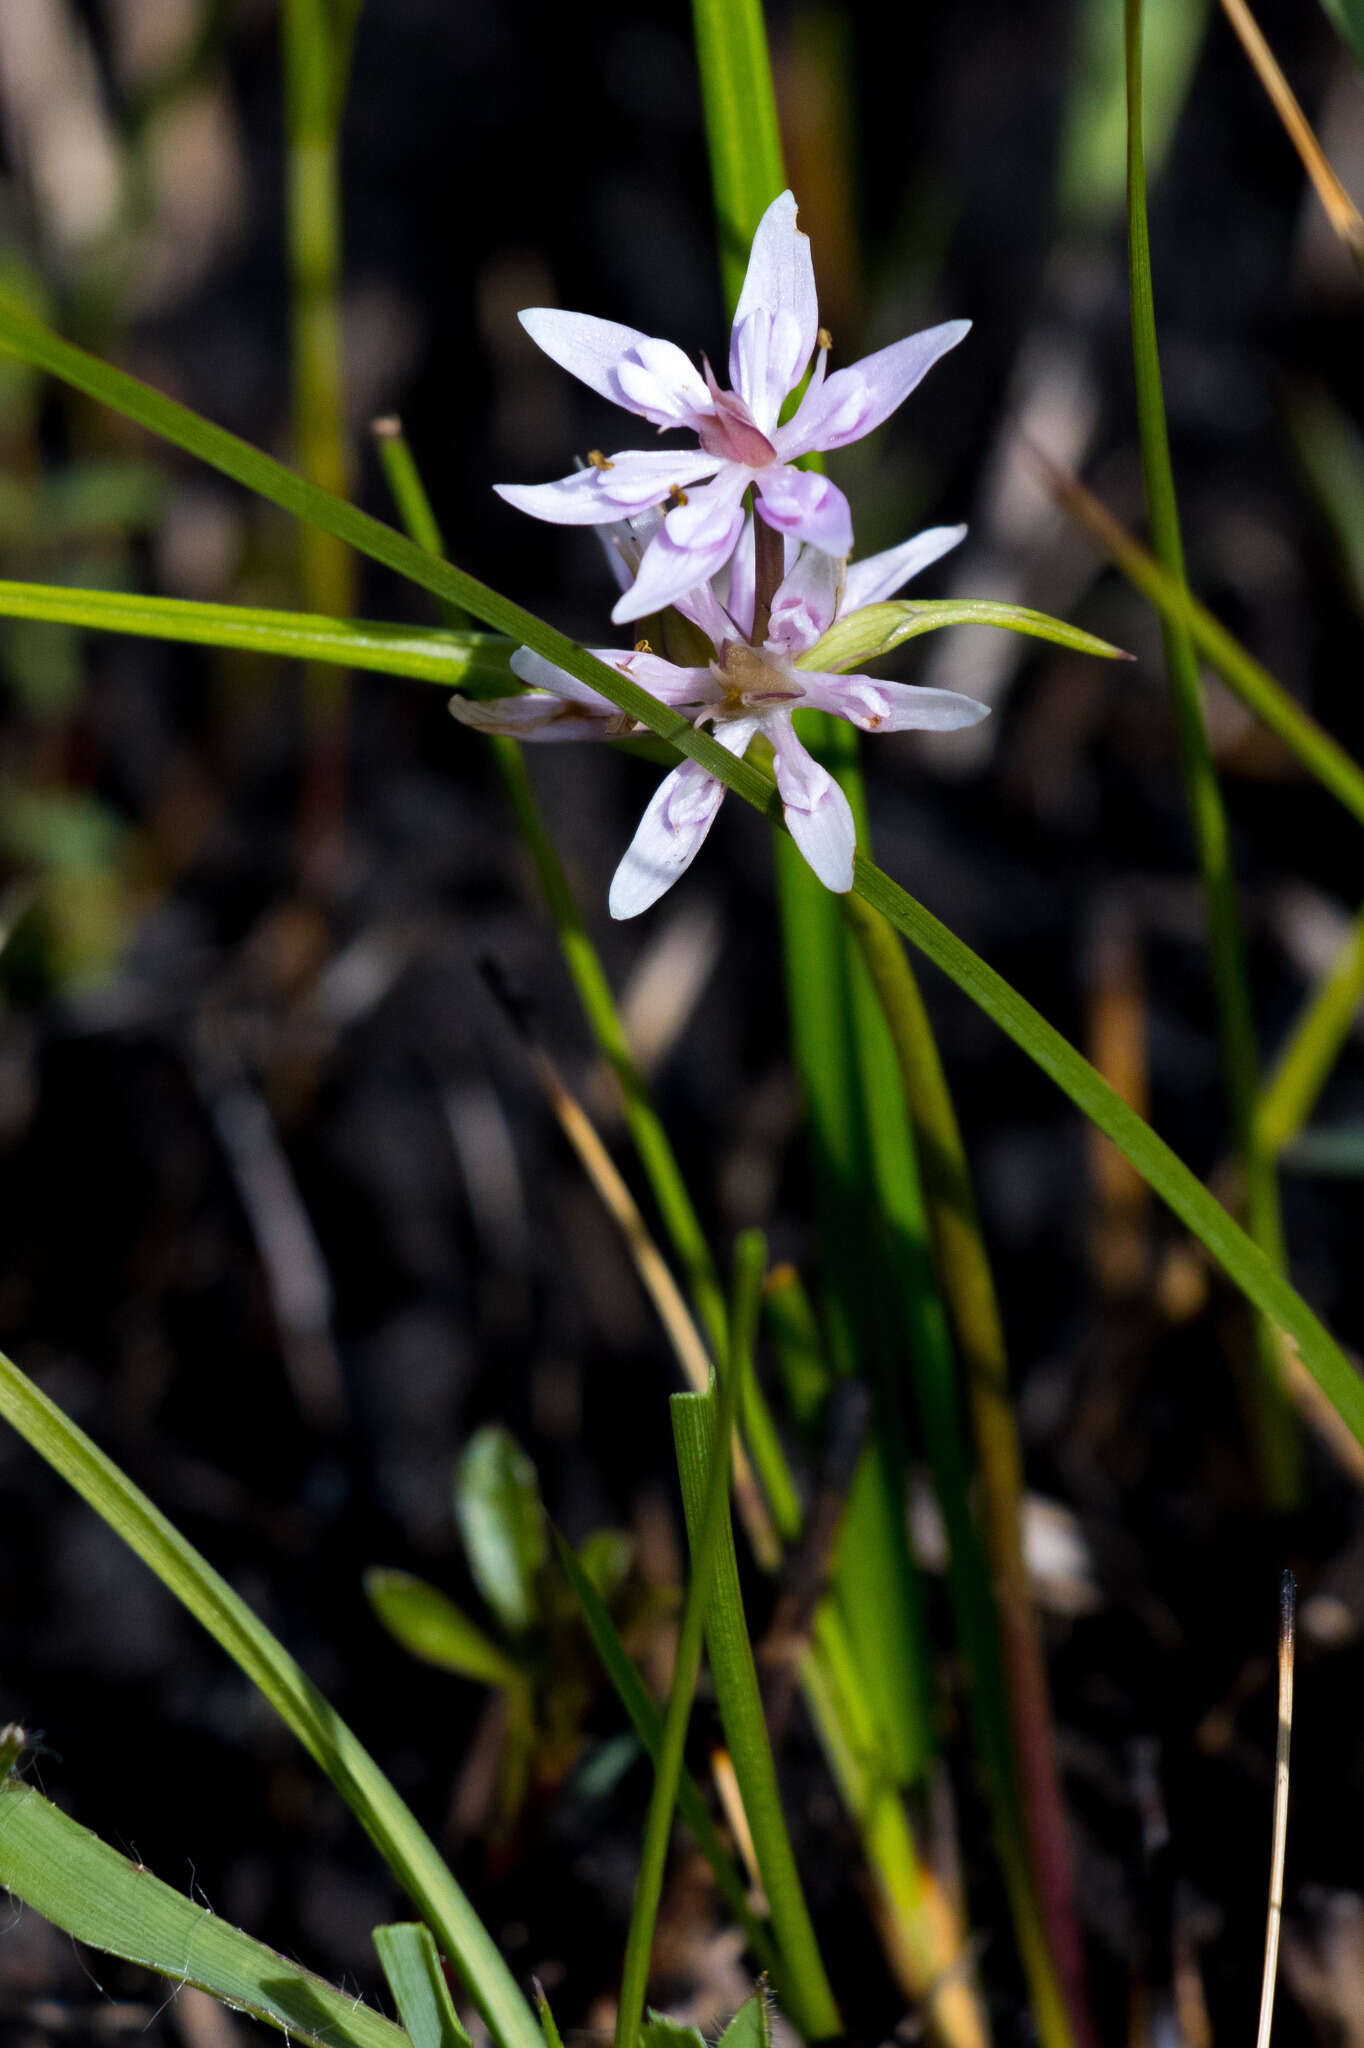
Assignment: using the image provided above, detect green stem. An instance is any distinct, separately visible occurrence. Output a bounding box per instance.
[284,0,358,868]
[845,894,1091,2048]
[613,1351,746,2048]
[1258,897,1364,1155]
[1125,0,1298,1505]
[656,1236,840,2043]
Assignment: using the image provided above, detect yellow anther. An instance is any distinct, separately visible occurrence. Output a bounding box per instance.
[667,483,689,508]
[634,639,653,654]
[588,449,614,470]
[817,326,833,352]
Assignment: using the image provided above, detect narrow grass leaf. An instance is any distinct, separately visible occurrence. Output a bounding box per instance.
[550,1530,782,1982]
[534,1983,567,2048]
[374,1923,473,2048]
[1257,900,1364,1157]
[0,1782,409,2048]
[0,1350,542,2048]
[671,1390,840,2043]
[364,1569,519,1688]
[0,579,515,692]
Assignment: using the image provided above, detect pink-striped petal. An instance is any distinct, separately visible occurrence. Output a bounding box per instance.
[781,320,971,456]
[729,192,818,428]
[797,670,990,733]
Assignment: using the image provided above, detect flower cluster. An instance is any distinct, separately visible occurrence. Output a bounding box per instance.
[460,191,988,918]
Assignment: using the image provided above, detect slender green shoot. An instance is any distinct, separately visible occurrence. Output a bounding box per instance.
[1258,900,1364,1155]
[552,1531,783,1980]
[671,1405,841,2043]
[535,1982,567,2048]
[284,0,361,863]
[615,1326,759,2048]
[0,577,514,689]
[845,895,1091,2048]
[1126,0,1297,1504]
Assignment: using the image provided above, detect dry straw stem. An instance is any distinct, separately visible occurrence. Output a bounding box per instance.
[1219,0,1364,271]
[1256,1570,1296,2048]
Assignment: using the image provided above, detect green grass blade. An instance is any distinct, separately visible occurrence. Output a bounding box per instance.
[690,0,785,304]
[550,1531,783,1981]
[0,1782,410,2048]
[0,1350,541,2048]
[671,1390,840,2044]
[374,1923,473,2048]
[616,1323,795,2048]
[1,313,1357,1452]
[1257,900,1364,1156]
[0,578,514,689]
[845,897,1090,2048]
[1126,0,1297,1503]
[534,1982,567,2048]
[284,0,357,853]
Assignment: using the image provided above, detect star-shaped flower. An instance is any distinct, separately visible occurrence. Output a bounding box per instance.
[495,192,970,625]
[452,520,988,917]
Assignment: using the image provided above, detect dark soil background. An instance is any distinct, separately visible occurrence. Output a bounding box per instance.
[1,2,1364,2045]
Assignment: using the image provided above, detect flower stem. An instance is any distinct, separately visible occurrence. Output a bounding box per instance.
[752,510,785,643]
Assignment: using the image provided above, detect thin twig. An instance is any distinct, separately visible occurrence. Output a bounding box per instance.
[1256,1569,1296,2048]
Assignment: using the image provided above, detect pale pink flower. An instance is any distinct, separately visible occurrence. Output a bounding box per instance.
[452,522,987,917]
[494,192,969,625]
